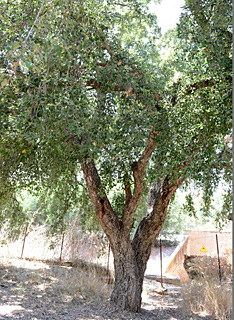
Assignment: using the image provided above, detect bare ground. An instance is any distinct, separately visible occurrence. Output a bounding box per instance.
[0,257,215,320]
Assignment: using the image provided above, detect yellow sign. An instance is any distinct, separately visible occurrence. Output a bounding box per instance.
[200,245,207,252]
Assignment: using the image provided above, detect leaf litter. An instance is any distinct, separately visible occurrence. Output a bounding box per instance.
[0,257,213,320]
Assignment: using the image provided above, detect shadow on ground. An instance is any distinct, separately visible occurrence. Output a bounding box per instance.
[0,259,214,320]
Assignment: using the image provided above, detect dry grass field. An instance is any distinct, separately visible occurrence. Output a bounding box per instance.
[0,228,232,320]
[182,252,232,320]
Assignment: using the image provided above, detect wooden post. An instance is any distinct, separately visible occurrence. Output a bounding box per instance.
[216,234,222,284]
[21,224,28,259]
[160,238,164,288]
[59,232,65,262]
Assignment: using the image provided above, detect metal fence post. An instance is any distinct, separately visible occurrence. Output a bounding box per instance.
[216,234,222,284]
[59,232,65,261]
[20,223,28,259]
[160,238,164,288]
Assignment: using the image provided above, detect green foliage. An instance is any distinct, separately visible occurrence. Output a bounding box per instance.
[179,0,232,76]
[112,192,126,219]
[0,0,232,237]
[214,187,232,229]
[0,194,28,239]
[181,193,196,218]
[162,182,232,235]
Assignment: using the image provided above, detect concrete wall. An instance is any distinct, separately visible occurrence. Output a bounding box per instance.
[187,230,232,257]
[164,230,232,283]
[164,236,190,283]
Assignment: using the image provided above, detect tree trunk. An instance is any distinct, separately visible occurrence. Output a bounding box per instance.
[110,239,147,312]
[109,177,183,312]
[80,153,184,313]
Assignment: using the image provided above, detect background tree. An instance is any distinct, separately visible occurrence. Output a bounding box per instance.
[0,0,232,312]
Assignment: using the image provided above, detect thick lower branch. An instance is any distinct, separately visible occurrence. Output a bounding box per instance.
[81,157,121,239]
[132,176,183,265]
[122,130,158,234]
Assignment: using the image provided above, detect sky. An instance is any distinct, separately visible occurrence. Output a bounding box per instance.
[150,0,185,34]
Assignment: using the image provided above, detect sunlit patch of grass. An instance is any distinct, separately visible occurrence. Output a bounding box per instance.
[50,264,112,302]
[0,255,112,306]
[182,255,232,320]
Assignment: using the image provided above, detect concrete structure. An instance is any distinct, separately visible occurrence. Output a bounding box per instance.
[186,230,232,257]
[164,235,190,283]
[164,230,232,283]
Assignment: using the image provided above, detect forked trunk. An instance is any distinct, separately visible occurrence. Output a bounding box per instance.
[109,182,176,312]
[81,156,183,313]
[110,242,147,312]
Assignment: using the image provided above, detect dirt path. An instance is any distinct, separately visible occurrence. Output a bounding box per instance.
[0,257,216,320]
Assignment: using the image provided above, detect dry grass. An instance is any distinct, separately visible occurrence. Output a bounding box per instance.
[181,254,232,320]
[0,256,112,302]
[0,256,115,320]
[0,225,113,307]
[1,252,219,319]
[0,256,188,320]
[182,279,232,320]
[49,263,112,302]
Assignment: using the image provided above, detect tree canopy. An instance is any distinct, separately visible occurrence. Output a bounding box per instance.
[0,0,232,312]
[1,0,232,223]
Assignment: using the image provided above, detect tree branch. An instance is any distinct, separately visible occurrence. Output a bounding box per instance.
[132,175,183,268]
[124,177,132,206]
[121,130,159,234]
[81,157,121,239]
[8,0,46,84]
[25,0,46,43]
[86,77,162,110]
[187,0,232,42]
[137,130,159,170]
[171,76,231,106]
[131,148,194,267]
[87,74,231,110]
